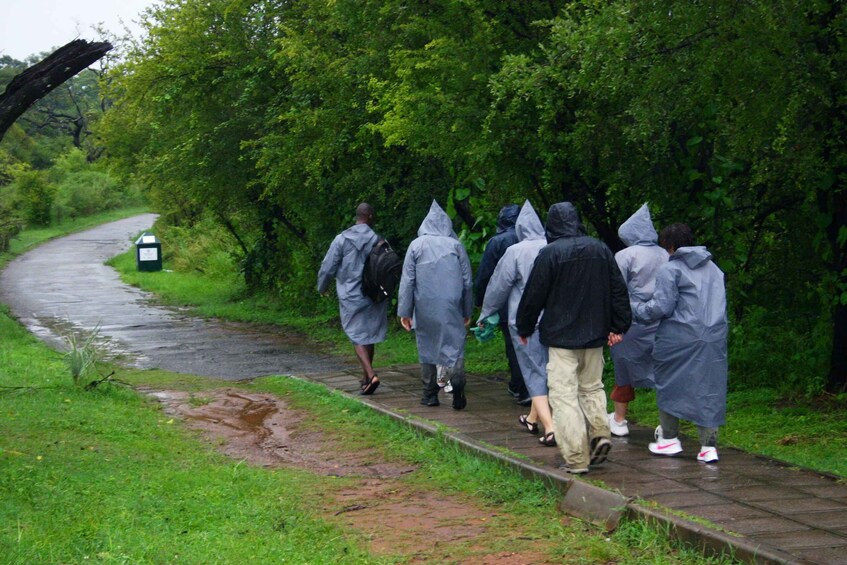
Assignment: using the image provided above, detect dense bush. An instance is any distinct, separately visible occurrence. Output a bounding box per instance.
[14,170,54,226]
[97,0,847,394]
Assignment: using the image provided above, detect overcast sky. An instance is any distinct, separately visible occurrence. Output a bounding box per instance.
[0,0,158,61]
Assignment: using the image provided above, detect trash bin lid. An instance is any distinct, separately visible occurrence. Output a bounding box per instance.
[135,233,159,245]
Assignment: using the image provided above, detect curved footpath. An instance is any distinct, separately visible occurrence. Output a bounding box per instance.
[2,216,846,565]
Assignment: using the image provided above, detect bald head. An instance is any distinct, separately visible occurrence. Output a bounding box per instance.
[356,203,374,226]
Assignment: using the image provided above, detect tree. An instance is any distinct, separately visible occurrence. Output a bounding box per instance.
[0,40,112,141]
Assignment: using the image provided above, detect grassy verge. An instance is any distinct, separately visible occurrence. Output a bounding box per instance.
[0,309,735,563]
[106,246,509,373]
[0,213,741,563]
[3,207,150,261]
[107,234,847,479]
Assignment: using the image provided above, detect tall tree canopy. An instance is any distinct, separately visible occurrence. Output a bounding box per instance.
[99,0,847,393]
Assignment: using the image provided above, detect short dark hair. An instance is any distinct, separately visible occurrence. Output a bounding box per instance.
[356,202,374,222]
[659,223,694,251]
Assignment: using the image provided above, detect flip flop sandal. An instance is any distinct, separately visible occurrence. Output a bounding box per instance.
[539,432,557,447]
[518,415,539,435]
[360,375,380,396]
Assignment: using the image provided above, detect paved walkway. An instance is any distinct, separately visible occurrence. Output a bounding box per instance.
[2,216,846,564]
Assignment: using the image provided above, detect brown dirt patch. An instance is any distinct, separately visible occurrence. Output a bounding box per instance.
[146,387,555,563]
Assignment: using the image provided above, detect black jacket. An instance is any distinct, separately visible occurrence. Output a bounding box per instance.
[473,204,520,311]
[516,202,631,349]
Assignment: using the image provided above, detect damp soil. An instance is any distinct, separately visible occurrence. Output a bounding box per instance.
[146,387,556,563]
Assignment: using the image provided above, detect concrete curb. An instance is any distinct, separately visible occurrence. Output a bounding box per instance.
[305,377,804,565]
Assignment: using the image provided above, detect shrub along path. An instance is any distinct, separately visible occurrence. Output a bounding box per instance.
[1,215,846,564]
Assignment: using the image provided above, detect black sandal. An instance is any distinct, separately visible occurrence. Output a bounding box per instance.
[539,431,557,447]
[360,374,380,395]
[518,415,539,435]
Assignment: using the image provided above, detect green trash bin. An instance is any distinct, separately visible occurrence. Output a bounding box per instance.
[135,232,162,272]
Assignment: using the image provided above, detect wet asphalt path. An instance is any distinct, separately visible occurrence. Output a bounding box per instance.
[0,215,351,379]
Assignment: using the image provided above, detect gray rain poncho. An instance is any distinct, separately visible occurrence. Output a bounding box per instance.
[610,204,668,389]
[317,223,388,345]
[634,246,728,428]
[397,201,473,366]
[478,201,549,397]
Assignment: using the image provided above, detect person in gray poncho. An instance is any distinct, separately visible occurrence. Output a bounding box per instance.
[317,203,388,395]
[608,204,668,437]
[478,201,556,446]
[398,200,473,410]
[633,223,728,463]
[474,203,529,405]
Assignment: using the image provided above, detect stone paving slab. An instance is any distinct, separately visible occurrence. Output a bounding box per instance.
[303,365,847,564]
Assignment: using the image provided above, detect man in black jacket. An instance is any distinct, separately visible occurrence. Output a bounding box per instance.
[474,204,529,404]
[516,202,631,474]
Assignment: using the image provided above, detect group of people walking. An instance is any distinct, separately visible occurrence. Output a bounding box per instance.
[318,199,728,475]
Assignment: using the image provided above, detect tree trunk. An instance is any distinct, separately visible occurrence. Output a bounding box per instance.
[0,39,112,141]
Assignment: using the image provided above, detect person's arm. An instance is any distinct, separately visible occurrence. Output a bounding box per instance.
[515,253,551,338]
[634,265,679,324]
[609,250,632,335]
[397,244,417,329]
[478,248,516,323]
[316,235,343,294]
[473,239,498,307]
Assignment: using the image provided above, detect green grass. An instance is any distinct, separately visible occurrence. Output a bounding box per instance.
[107,238,847,480]
[620,386,847,477]
[0,305,740,564]
[4,207,150,260]
[0,213,748,563]
[0,311,373,563]
[106,246,509,372]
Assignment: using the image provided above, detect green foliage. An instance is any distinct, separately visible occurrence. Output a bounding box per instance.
[62,325,102,386]
[98,0,847,393]
[14,170,54,226]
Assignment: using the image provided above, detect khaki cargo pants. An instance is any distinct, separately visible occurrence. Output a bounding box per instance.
[547,346,611,469]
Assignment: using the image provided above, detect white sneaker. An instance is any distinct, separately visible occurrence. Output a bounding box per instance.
[608,412,629,437]
[648,427,683,456]
[697,446,719,463]
[436,365,449,388]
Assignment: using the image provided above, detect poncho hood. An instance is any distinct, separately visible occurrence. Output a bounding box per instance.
[618,203,658,247]
[545,202,586,243]
[673,246,713,269]
[496,204,520,233]
[418,201,455,238]
[515,200,545,242]
[343,223,377,251]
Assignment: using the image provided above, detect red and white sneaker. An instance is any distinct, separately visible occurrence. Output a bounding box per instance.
[648,426,683,456]
[697,446,719,463]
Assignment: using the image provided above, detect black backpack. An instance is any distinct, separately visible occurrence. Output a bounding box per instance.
[362,238,402,303]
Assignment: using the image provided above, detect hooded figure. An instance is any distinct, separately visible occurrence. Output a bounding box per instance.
[398,201,473,409]
[474,204,520,311]
[478,201,548,396]
[516,202,631,349]
[473,203,528,401]
[608,205,669,434]
[478,201,557,445]
[318,205,390,395]
[634,245,728,429]
[516,202,631,473]
[317,223,388,345]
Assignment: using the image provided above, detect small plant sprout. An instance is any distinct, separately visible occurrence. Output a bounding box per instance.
[62,324,102,386]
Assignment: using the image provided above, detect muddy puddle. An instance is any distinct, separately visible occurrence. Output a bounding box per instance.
[147,388,555,563]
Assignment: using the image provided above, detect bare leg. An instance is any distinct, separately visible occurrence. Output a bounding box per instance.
[613,401,628,424]
[533,395,555,434]
[354,344,376,384]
